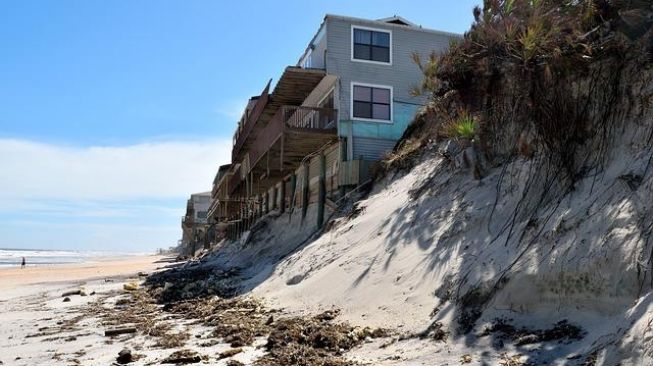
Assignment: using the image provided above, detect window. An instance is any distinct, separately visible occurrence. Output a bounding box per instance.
[351,84,392,122]
[352,27,391,64]
[196,211,207,219]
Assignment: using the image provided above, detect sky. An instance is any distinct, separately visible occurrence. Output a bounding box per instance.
[0,0,480,252]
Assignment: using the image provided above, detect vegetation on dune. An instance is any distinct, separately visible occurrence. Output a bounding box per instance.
[444,110,478,140]
[384,0,653,335]
[393,0,653,182]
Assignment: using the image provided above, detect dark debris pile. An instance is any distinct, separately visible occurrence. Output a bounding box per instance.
[254,310,390,366]
[146,265,241,302]
[482,318,585,346]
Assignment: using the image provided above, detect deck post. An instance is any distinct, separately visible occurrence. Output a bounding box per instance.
[237,200,242,239]
[280,177,286,214]
[302,163,309,221]
[317,153,326,229]
[265,190,270,214]
[290,173,297,212]
[272,184,278,211]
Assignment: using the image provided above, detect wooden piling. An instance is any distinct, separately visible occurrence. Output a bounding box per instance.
[317,153,326,229]
[290,173,297,212]
[280,177,286,214]
[302,163,309,221]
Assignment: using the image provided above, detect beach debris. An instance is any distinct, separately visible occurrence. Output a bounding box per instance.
[155,330,190,348]
[105,326,137,337]
[226,361,244,366]
[481,318,584,345]
[146,265,240,302]
[460,354,472,363]
[219,348,243,359]
[61,290,82,297]
[498,353,525,366]
[63,297,71,302]
[123,282,139,291]
[116,348,133,364]
[138,271,149,277]
[160,349,203,364]
[254,311,389,366]
[404,320,448,342]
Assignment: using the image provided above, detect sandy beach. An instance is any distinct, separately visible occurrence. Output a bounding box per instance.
[0,255,166,293]
[0,255,182,365]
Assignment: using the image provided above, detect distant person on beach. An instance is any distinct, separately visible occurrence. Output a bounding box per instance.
[21,257,26,268]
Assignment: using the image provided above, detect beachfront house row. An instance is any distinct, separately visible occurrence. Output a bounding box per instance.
[207,14,458,239]
[180,191,212,254]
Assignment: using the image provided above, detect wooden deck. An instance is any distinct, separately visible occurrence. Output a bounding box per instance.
[231,67,326,164]
[230,105,338,196]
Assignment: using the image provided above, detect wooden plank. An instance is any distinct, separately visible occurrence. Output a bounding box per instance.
[317,153,326,229]
[302,163,309,220]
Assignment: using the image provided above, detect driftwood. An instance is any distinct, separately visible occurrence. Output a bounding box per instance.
[104,327,137,337]
[61,290,81,297]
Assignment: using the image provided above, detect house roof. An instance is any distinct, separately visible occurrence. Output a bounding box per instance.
[376,15,418,27]
[324,14,462,38]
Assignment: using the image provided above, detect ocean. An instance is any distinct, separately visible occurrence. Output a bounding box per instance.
[0,248,150,268]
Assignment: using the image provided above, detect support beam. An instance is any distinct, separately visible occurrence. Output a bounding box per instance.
[280,177,286,214]
[272,185,278,211]
[290,173,297,213]
[317,153,326,229]
[302,163,309,221]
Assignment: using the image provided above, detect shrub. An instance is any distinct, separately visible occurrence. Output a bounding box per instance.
[445,113,477,140]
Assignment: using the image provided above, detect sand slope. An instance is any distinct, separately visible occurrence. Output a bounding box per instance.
[198,103,653,364]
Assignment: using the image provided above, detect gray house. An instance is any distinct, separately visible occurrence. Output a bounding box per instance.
[297,15,458,161]
[210,15,458,235]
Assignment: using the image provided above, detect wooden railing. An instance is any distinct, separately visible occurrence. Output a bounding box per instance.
[229,105,337,194]
[283,105,337,130]
[232,81,271,161]
[228,164,243,195]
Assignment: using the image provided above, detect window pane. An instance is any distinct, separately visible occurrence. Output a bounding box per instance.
[371,46,390,63]
[353,29,371,44]
[372,88,390,103]
[353,86,371,102]
[353,101,372,119]
[353,44,371,61]
[372,31,390,47]
[372,104,391,120]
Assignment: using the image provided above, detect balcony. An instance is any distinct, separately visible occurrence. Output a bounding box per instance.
[181,215,193,227]
[229,105,337,195]
[231,67,327,165]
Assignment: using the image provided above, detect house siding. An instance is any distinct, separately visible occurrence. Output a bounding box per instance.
[351,136,396,161]
[325,16,455,146]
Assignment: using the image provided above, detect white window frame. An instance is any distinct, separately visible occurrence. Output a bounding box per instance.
[350,25,393,65]
[350,82,393,124]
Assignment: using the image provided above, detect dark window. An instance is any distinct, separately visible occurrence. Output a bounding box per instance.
[352,85,391,121]
[353,28,390,63]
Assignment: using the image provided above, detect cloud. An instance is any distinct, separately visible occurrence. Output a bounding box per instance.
[0,137,232,251]
[214,98,248,121]
[0,138,232,201]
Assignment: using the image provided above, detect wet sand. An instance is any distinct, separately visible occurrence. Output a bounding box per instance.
[0,255,180,365]
[0,255,166,293]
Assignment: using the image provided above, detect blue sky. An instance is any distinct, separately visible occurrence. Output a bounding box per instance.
[0,1,479,252]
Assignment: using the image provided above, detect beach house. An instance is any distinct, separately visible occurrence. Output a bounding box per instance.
[180,191,212,254]
[208,14,458,239]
